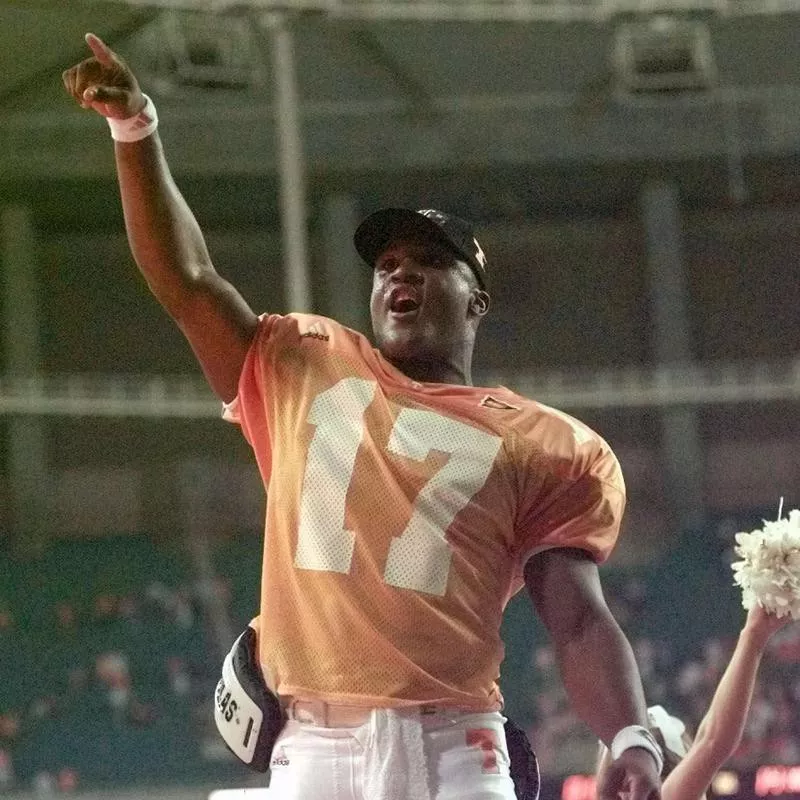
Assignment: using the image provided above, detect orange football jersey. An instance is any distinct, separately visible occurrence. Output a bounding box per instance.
[224,313,625,711]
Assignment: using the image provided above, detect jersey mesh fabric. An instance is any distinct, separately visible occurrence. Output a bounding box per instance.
[224,313,625,710]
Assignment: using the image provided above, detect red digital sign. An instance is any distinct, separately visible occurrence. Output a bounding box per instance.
[556,766,800,799]
[755,765,800,797]
[561,774,596,800]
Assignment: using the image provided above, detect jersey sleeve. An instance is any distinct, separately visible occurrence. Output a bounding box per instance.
[514,447,626,569]
[220,313,293,482]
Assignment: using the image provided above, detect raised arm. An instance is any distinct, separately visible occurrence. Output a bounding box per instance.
[62,33,258,401]
[662,605,792,800]
[525,548,661,800]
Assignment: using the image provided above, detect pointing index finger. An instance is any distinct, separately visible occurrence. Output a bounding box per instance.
[85,32,115,66]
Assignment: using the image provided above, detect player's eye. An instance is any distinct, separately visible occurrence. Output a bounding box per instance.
[419,247,451,268]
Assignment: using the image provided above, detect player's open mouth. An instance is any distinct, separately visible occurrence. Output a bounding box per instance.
[388,288,421,317]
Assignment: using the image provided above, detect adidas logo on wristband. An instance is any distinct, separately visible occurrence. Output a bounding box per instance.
[107,94,159,143]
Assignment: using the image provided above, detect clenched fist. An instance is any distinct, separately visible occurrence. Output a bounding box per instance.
[62,33,145,120]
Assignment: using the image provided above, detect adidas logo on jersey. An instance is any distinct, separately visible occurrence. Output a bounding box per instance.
[270,747,290,768]
[300,322,330,342]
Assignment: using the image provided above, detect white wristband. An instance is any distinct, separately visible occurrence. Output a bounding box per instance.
[107,94,158,143]
[610,725,664,775]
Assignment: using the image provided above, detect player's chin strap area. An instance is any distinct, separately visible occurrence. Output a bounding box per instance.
[213,627,287,772]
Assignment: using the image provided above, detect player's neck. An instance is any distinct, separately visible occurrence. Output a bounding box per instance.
[388,355,473,386]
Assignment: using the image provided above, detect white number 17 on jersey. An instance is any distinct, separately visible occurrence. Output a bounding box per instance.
[294,378,502,596]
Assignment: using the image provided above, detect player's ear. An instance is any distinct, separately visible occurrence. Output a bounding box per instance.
[469,289,490,318]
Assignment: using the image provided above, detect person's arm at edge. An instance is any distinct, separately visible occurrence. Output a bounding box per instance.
[525,547,660,798]
[661,605,789,800]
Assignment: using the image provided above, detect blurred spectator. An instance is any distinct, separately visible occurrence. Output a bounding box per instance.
[0,713,19,741]
[93,594,117,619]
[0,748,14,791]
[56,767,78,793]
[95,652,131,719]
[117,595,139,624]
[28,697,57,723]
[127,698,157,727]
[31,771,55,798]
[772,623,800,663]
[167,656,192,697]
[170,590,194,630]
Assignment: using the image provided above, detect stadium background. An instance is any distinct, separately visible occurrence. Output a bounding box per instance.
[0,1,799,798]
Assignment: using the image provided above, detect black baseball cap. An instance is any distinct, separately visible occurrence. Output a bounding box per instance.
[353,208,489,289]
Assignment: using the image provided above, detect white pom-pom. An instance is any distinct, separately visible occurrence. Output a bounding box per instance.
[731,508,800,621]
